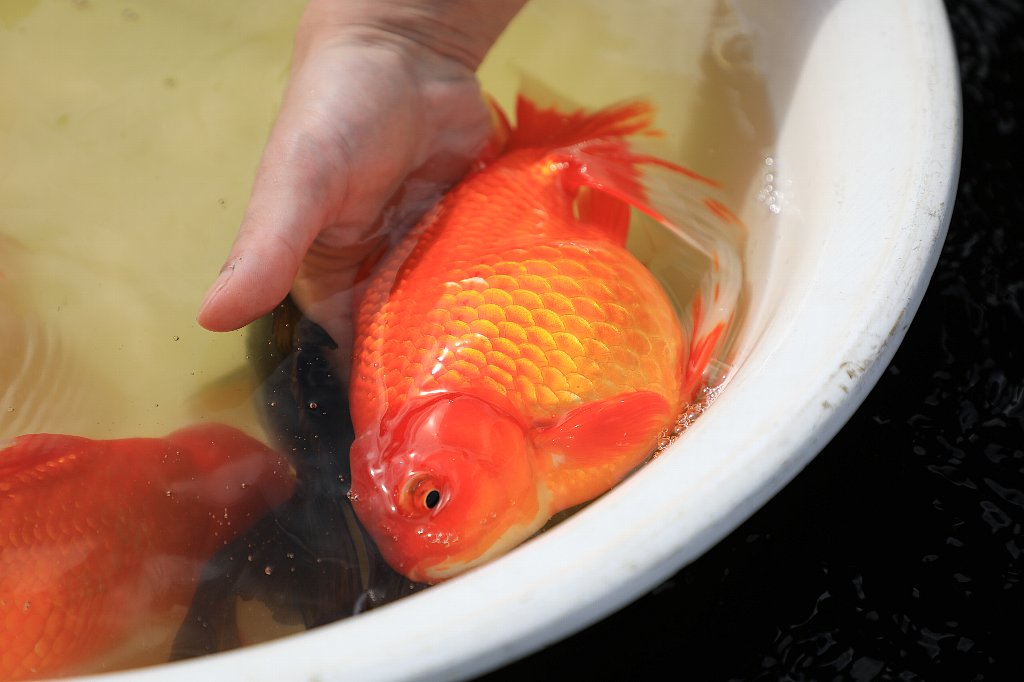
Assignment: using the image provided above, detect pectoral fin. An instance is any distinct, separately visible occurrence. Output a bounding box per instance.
[533,391,672,510]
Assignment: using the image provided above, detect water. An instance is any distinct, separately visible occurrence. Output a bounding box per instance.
[0,0,774,676]
[0,0,307,440]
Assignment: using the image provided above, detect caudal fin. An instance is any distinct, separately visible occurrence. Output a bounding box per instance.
[492,95,745,396]
[515,95,744,399]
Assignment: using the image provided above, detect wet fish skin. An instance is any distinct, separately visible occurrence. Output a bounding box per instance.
[0,423,295,679]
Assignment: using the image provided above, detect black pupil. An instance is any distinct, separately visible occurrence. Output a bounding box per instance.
[424,489,441,509]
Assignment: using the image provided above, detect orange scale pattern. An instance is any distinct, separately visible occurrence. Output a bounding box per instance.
[350,148,684,429]
[0,426,294,679]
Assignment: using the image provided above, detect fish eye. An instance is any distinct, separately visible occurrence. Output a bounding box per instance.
[424,489,441,509]
[401,474,445,516]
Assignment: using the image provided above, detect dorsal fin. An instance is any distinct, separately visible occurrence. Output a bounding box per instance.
[0,433,91,483]
[504,95,657,152]
[495,95,658,246]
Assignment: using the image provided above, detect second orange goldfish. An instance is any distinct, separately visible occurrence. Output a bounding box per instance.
[0,423,294,680]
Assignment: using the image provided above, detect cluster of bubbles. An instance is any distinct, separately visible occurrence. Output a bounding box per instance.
[653,379,726,455]
[757,156,783,215]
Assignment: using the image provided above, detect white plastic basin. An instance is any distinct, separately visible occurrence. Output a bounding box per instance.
[86,0,961,679]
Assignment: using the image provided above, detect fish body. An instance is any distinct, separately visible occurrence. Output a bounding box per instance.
[0,423,295,679]
[349,96,737,583]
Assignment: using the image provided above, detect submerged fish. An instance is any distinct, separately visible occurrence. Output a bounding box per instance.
[348,96,741,583]
[0,423,295,680]
[172,303,419,660]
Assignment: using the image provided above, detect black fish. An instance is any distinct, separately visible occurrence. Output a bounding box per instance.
[171,300,422,660]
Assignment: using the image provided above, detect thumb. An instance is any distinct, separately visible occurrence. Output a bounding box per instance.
[197,133,345,332]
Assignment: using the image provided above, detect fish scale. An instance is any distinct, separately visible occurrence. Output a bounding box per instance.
[0,425,294,679]
[352,156,683,428]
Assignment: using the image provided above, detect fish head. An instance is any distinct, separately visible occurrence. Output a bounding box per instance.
[350,393,546,583]
[164,423,297,554]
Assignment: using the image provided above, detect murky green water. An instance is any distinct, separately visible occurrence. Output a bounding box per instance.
[1,0,309,441]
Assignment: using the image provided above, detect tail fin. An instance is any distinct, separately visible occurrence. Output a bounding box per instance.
[515,95,745,400]
[488,95,745,397]
[679,286,731,401]
[0,433,91,480]
[616,164,744,401]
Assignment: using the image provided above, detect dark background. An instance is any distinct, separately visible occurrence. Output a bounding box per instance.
[483,1,1024,679]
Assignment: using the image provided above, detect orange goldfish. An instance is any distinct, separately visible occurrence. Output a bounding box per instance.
[0,423,295,680]
[348,96,740,584]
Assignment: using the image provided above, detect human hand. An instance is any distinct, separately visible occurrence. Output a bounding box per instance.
[197,0,525,365]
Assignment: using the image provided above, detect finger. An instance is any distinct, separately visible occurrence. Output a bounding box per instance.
[197,44,414,333]
[197,113,347,332]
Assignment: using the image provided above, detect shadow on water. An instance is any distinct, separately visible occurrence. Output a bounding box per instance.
[171,300,423,660]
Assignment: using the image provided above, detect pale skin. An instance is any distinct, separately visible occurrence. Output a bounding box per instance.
[197,0,527,366]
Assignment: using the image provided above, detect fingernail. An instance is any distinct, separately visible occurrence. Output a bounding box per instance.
[199,259,237,314]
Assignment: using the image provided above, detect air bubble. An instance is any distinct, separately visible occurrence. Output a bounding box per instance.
[757,157,784,214]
